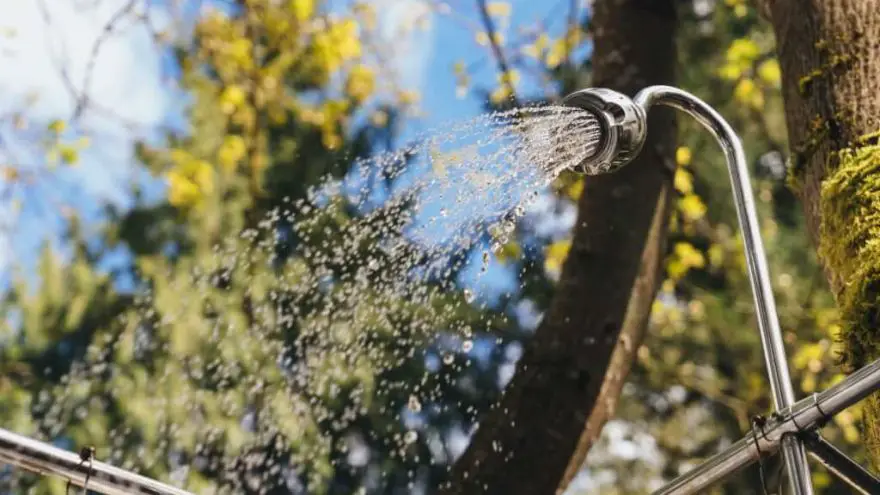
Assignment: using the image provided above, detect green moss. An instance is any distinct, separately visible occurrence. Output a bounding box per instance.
[798,69,825,96]
[788,115,831,189]
[818,142,880,466]
[798,53,853,97]
[856,129,880,146]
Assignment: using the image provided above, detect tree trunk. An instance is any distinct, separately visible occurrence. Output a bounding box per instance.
[437,1,678,493]
[558,186,673,491]
[767,0,880,467]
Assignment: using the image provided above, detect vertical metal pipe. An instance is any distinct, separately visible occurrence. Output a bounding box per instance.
[802,432,880,495]
[634,85,813,495]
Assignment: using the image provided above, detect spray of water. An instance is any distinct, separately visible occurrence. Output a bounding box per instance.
[21,106,601,493]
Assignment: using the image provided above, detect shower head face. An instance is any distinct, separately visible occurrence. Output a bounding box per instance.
[562,88,647,175]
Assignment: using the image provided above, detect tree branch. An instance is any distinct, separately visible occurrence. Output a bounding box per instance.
[475,0,519,106]
[76,0,139,119]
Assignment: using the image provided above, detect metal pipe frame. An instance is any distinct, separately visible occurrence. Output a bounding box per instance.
[635,84,813,494]
[0,427,192,495]
[653,355,880,493]
[801,431,880,495]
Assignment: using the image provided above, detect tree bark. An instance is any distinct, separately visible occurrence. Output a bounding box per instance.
[766,0,880,467]
[437,1,678,493]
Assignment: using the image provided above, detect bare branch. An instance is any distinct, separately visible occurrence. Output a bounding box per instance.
[76,0,139,119]
[565,0,578,69]
[475,0,519,106]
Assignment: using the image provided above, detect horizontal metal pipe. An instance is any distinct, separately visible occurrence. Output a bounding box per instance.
[653,356,880,494]
[0,427,192,495]
[801,432,880,495]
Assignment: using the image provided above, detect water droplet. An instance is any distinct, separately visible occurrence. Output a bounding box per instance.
[407,395,422,413]
[403,431,418,444]
[464,289,475,303]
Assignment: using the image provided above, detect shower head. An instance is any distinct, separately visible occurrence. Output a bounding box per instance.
[562,88,647,175]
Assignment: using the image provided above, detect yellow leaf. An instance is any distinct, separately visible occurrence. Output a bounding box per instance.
[667,259,686,280]
[535,34,549,52]
[218,135,247,172]
[708,244,724,268]
[47,119,66,134]
[490,86,510,105]
[498,70,520,86]
[718,63,742,81]
[544,239,572,274]
[801,373,816,393]
[758,59,781,86]
[345,64,376,103]
[726,39,759,65]
[486,1,511,17]
[495,241,522,264]
[734,78,764,108]
[220,85,246,114]
[678,194,707,221]
[674,168,693,194]
[676,146,692,166]
[566,178,584,200]
[546,41,566,68]
[290,0,314,22]
[312,18,361,75]
[166,156,214,208]
[673,242,705,270]
[322,131,342,150]
[227,38,253,67]
[167,171,201,208]
[734,3,748,17]
[58,144,79,165]
[333,19,361,60]
[398,90,420,106]
[475,32,489,46]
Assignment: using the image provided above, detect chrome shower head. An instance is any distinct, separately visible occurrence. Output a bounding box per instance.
[562,88,647,175]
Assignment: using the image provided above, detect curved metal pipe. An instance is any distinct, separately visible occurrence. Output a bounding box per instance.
[633,85,812,494]
[563,85,814,494]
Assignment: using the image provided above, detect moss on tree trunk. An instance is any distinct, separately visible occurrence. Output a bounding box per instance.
[768,0,880,468]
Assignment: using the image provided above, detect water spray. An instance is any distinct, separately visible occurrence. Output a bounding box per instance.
[563,85,880,495]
